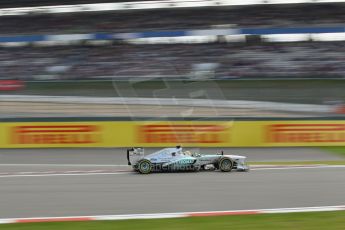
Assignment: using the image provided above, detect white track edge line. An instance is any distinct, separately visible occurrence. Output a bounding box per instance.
[0,165,344,178]
[0,164,128,167]
[0,172,132,178]
[1,205,345,224]
[251,165,345,170]
[0,164,344,169]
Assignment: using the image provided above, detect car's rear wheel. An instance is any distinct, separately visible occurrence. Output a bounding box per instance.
[137,159,152,174]
[218,157,233,172]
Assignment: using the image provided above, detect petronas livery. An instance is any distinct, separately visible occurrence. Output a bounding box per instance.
[127,146,249,174]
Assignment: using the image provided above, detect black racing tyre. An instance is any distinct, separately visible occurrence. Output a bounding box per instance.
[192,165,200,172]
[137,159,152,174]
[218,157,233,172]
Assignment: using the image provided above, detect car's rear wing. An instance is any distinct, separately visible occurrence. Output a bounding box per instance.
[127,147,144,165]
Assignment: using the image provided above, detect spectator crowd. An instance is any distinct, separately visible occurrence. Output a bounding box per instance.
[0,42,344,80]
[0,4,344,35]
[0,2,344,80]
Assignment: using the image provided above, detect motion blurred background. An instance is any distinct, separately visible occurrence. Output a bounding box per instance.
[0,0,345,119]
[0,1,345,229]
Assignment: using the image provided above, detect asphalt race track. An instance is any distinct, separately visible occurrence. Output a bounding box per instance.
[0,148,344,219]
[0,147,342,165]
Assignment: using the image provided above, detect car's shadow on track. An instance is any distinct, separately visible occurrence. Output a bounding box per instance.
[127,169,248,175]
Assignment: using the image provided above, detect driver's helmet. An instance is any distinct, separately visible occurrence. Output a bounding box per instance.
[184,151,192,156]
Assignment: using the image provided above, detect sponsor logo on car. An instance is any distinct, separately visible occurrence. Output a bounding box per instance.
[10,125,101,145]
[177,159,195,165]
[266,124,345,143]
[138,124,229,143]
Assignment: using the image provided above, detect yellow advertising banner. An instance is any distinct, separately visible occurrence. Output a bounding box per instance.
[1,120,345,148]
[0,122,107,148]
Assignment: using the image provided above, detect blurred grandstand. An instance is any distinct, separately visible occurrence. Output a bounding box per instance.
[0,0,143,8]
[1,0,345,118]
[0,1,344,81]
[1,42,345,80]
[1,4,344,34]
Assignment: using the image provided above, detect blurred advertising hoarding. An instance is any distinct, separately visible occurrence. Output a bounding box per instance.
[0,80,24,91]
[137,123,231,145]
[0,120,345,148]
[11,125,102,145]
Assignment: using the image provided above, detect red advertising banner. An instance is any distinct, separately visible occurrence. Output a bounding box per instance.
[0,80,24,91]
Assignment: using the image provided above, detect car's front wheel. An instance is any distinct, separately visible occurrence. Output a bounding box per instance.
[192,165,200,172]
[218,157,233,172]
[137,159,152,174]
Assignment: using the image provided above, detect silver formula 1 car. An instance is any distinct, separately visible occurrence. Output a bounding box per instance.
[127,146,249,174]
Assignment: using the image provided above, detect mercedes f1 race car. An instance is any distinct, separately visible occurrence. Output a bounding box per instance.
[127,146,249,174]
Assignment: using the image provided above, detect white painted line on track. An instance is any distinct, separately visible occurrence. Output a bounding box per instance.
[0,172,132,178]
[185,205,345,216]
[1,164,344,169]
[251,165,345,171]
[262,205,345,214]
[0,165,344,178]
[0,164,127,167]
[1,205,345,224]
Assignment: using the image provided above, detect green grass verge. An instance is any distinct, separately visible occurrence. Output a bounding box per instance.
[249,160,345,165]
[2,211,345,230]
[321,147,345,158]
